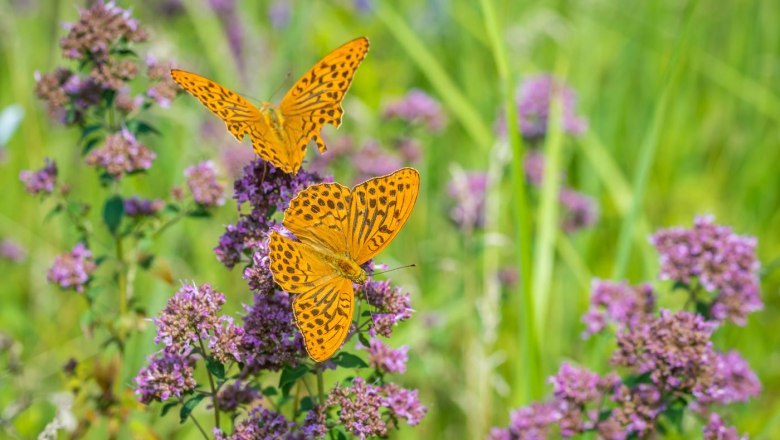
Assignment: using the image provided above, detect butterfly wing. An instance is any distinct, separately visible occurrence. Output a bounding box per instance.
[293,277,354,362]
[279,37,369,159]
[282,181,353,255]
[268,232,353,362]
[170,69,289,171]
[349,167,420,264]
[268,232,337,292]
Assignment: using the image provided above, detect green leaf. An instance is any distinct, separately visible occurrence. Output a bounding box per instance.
[332,352,368,369]
[160,401,179,417]
[67,200,88,217]
[179,394,206,423]
[103,195,124,235]
[81,136,101,155]
[278,365,309,397]
[98,171,115,187]
[44,204,64,222]
[138,253,155,270]
[205,357,226,380]
[623,371,652,387]
[111,47,138,57]
[357,332,371,348]
[187,206,212,218]
[79,123,103,141]
[131,120,161,136]
[299,396,314,412]
[261,386,278,397]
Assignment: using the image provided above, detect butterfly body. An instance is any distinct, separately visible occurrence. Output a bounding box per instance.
[268,168,420,362]
[258,102,289,147]
[330,255,368,283]
[171,37,369,174]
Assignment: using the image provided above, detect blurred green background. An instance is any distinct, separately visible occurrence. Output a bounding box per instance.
[1,0,779,438]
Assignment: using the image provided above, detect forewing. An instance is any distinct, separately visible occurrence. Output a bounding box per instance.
[279,37,369,155]
[293,277,354,362]
[268,232,336,293]
[349,168,420,263]
[170,69,286,171]
[283,181,353,255]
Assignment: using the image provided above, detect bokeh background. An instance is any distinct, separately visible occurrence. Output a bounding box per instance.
[1,0,779,438]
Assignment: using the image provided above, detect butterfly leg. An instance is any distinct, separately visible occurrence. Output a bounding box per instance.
[260,161,268,184]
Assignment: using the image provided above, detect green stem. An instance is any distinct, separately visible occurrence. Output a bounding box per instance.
[107,102,116,131]
[198,338,221,430]
[612,1,697,279]
[116,235,127,318]
[153,207,192,239]
[189,414,210,440]
[478,0,539,402]
[316,367,325,406]
[375,2,492,149]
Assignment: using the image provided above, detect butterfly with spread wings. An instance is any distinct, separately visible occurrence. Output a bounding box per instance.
[170,37,369,174]
[268,168,420,362]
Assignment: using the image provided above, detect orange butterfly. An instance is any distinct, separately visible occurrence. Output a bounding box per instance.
[268,168,420,362]
[170,37,369,174]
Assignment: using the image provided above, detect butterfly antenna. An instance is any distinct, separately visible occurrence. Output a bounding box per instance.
[371,264,416,277]
[268,71,293,101]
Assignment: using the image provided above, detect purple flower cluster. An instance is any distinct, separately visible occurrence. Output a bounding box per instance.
[651,215,762,325]
[19,158,58,195]
[492,215,763,439]
[214,380,259,412]
[328,377,427,438]
[47,243,97,293]
[559,188,599,233]
[383,89,446,132]
[35,1,176,125]
[523,149,545,186]
[358,280,413,337]
[238,291,306,373]
[703,413,747,440]
[152,283,242,363]
[59,1,147,61]
[134,351,196,404]
[521,150,599,233]
[601,383,664,437]
[362,338,409,374]
[124,196,164,217]
[145,55,179,108]
[497,74,587,141]
[582,279,655,336]
[215,159,323,268]
[488,402,561,440]
[136,283,244,404]
[0,239,26,263]
[85,129,155,178]
[446,170,487,231]
[701,351,761,405]
[490,365,663,439]
[214,407,295,440]
[184,160,225,207]
[352,140,405,183]
[613,310,716,394]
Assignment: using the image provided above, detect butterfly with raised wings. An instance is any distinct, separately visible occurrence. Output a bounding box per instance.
[170,37,369,174]
[268,168,420,362]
